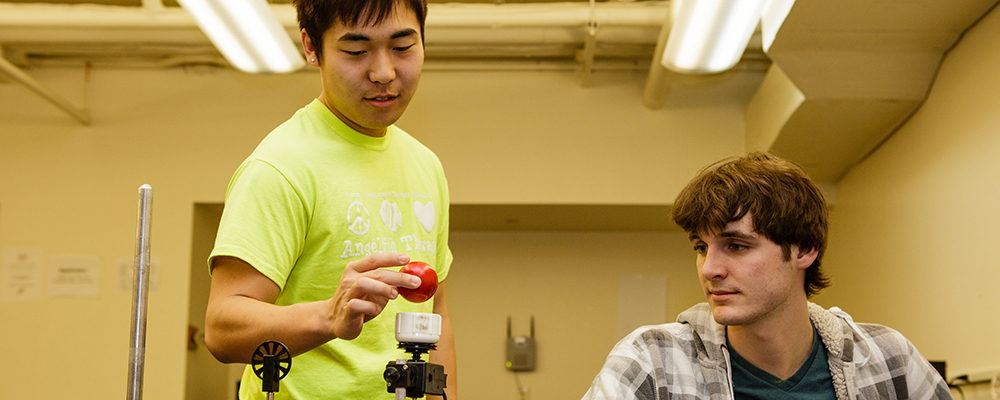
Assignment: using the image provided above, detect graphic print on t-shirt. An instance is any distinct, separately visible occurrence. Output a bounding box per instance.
[340,191,438,260]
[412,201,435,232]
[379,200,404,233]
[347,201,370,235]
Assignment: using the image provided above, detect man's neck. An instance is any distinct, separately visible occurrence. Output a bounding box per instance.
[317,95,388,138]
[726,300,814,380]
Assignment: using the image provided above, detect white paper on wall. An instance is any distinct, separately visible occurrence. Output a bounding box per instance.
[1,248,44,302]
[616,275,668,340]
[47,256,101,298]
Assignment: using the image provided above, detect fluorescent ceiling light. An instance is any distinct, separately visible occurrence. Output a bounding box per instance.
[178,0,305,74]
[661,0,766,74]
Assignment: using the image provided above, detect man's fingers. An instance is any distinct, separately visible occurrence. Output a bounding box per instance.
[348,276,399,300]
[369,268,421,290]
[331,253,420,341]
[344,297,388,321]
[348,252,410,273]
[348,261,421,290]
[331,296,389,341]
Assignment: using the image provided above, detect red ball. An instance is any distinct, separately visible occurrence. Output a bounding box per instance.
[398,261,438,303]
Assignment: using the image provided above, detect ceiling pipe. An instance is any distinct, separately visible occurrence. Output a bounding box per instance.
[0,2,666,46]
[0,2,667,28]
[27,56,651,72]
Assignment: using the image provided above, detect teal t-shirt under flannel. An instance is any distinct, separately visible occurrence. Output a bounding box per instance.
[728,325,836,400]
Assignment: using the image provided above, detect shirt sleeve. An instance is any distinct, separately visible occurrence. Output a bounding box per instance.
[583,324,712,400]
[209,158,309,290]
[583,333,659,400]
[901,337,952,400]
[434,172,453,283]
[858,324,953,400]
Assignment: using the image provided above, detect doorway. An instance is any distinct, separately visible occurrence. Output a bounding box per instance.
[186,203,243,400]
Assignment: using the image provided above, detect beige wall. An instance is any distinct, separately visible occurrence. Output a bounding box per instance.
[0,65,747,399]
[412,230,705,400]
[3,5,999,398]
[816,3,1000,395]
[402,70,749,204]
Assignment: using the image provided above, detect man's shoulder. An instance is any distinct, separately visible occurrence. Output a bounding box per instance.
[853,322,912,353]
[618,303,719,357]
[602,322,702,378]
[625,322,697,348]
[853,321,902,336]
[589,320,716,400]
[809,304,917,360]
[390,126,438,155]
[248,106,322,160]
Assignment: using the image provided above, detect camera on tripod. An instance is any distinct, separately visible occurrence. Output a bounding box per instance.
[384,313,448,399]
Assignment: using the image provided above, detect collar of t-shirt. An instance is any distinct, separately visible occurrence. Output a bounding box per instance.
[307,99,393,152]
[726,324,836,398]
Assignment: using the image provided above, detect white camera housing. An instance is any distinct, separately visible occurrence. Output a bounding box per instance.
[395,312,441,344]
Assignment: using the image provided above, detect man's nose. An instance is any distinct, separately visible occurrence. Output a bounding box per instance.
[369,50,396,84]
[700,249,728,281]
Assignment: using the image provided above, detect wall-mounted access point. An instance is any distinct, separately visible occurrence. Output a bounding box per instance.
[505,315,536,372]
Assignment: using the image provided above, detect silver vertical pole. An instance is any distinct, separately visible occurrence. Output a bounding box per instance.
[127,184,153,400]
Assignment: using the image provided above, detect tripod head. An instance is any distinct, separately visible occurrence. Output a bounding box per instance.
[384,313,448,399]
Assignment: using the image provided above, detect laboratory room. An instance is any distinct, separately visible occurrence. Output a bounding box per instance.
[2,0,1000,399]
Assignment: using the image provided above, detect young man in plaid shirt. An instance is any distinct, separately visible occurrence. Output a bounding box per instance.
[584,152,950,400]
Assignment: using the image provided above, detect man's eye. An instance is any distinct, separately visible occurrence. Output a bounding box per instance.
[343,50,365,56]
[693,244,707,254]
[729,244,748,251]
[395,44,415,52]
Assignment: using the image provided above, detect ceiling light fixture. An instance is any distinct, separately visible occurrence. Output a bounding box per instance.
[661,0,767,74]
[177,0,305,74]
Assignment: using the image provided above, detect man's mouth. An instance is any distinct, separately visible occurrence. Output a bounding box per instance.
[708,289,738,300]
[365,95,398,109]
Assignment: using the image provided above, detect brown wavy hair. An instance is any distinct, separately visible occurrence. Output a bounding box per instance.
[293,0,428,58]
[672,151,830,297]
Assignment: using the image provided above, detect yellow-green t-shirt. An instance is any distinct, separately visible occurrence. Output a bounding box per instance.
[210,99,453,399]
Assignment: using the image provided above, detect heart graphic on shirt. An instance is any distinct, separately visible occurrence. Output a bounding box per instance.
[413,201,436,233]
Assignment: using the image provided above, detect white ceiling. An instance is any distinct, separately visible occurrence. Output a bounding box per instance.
[1,0,998,183]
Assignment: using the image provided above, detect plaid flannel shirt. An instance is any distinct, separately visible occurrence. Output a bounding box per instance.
[583,303,952,400]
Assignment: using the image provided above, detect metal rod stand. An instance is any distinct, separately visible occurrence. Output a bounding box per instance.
[127,184,153,400]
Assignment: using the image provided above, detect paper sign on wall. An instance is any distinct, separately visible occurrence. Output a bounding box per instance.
[1,248,44,302]
[47,256,101,298]
[616,275,668,340]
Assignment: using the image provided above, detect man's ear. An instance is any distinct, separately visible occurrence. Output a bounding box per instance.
[301,29,319,66]
[794,246,819,270]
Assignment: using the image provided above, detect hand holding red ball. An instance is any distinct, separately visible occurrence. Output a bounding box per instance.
[398,261,438,303]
